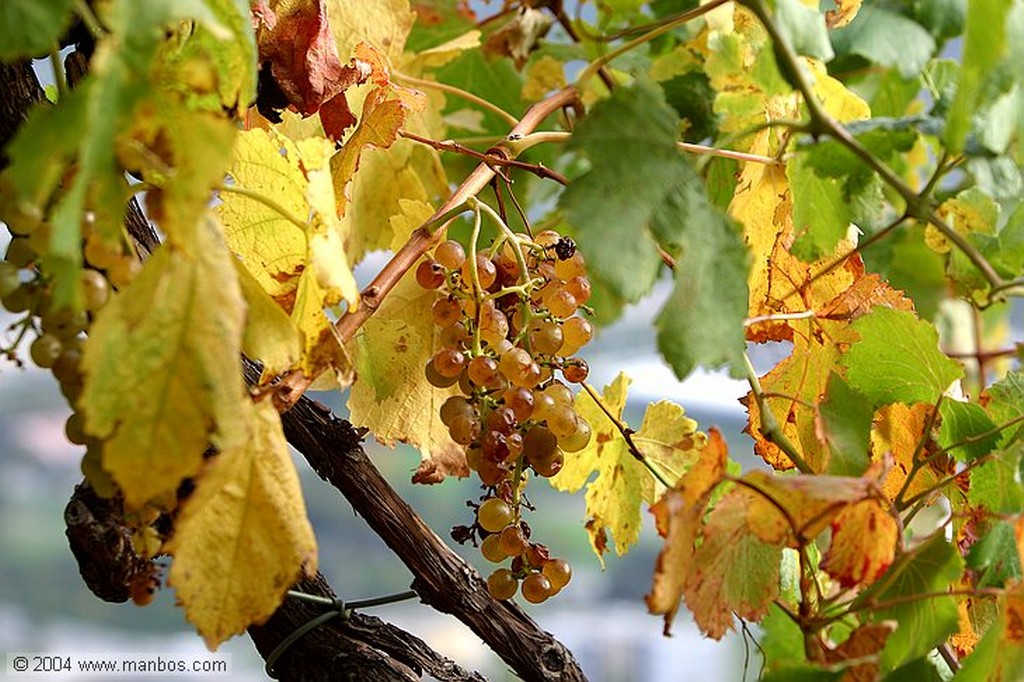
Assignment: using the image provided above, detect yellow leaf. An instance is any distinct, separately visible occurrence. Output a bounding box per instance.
[646,429,729,634]
[401,30,481,71]
[522,55,566,101]
[346,272,467,480]
[326,0,415,65]
[826,0,862,28]
[167,400,317,649]
[551,374,704,564]
[80,216,247,508]
[234,260,302,378]
[218,128,357,377]
[820,498,898,588]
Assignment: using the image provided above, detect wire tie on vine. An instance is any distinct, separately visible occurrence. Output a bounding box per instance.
[265,589,419,679]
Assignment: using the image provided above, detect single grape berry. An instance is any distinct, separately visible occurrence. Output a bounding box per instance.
[416,259,446,289]
[542,558,572,591]
[521,573,553,604]
[435,239,467,270]
[487,568,518,601]
[30,333,63,368]
[477,497,514,533]
[480,534,508,563]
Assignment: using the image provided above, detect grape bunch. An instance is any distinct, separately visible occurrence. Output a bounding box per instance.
[415,228,594,603]
[1,175,140,496]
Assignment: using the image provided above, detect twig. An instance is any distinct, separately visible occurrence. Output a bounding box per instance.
[581,381,674,489]
[399,130,569,184]
[744,310,815,326]
[272,87,580,411]
[393,72,520,128]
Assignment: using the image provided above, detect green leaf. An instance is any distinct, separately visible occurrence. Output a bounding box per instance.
[912,0,967,40]
[831,5,936,79]
[966,520,1022,588]
[820,373,873,476]
[774,0,834,62]
[435,50,524,135]
[841,307,964,406]
[946,0,1014,153]
[968,443,1024,513]
[986,371,1024,447]
[939,401,999,461]
[0,0,75,59]
[80,216,248,508]
[655,207,749,380]
[661,71,717,142]
[560,82,687,302]
[869,533,962,669]
[759,603,808,673]
[884,657,944,682]
[788,153,852,259]
[804,119,924,178]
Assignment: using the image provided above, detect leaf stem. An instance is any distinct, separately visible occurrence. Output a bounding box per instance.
[216,184,308,231]
[400,130,569,184]
[581,381,674,489]
[49,48,66,100]
[393,72,520,128]
[743,352,813,473]
[74,0,105,38]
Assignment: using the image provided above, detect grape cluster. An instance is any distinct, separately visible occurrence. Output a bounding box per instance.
[416,228,593,603]
[1,176,140,495]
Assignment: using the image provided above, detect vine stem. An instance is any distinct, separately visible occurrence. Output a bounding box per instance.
[393,72,520,127]
[740,0,1004,295]
[576,0,732,87]
[399,131,569,184]
[743,352,813,473]
[580,381,674,489]
[272,87,580,411]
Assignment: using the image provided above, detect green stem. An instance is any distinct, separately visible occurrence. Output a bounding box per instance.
[466,201,485,357]
[394,72,520,128]
[743,352,813,473]
[216,184,308,231]
[49,48,66,100]
[74,0,105,38]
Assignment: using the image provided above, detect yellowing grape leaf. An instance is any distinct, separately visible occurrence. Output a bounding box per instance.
[234,261,302,378]
[871,402,944,504]
[826,0,862,28]
[551,374,704,565]
[166,399,317,648]
[346,273,467,483]
[684,486,783,639]
[218,128,356,378]
[741,468,882,546]
[80,217,248,508]
[327,0,415,65]
[822,621,895,681]
[522,54,566,100]
[646,429,729,634]
[820,498,899,588]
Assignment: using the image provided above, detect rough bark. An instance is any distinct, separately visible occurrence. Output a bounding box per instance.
[0,60,45,169]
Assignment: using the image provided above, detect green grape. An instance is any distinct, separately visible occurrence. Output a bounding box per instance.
[544,288,578,318]
[542,558,572,591]
[559,417,592,453]
[41,306,89,340]
[499,347,531,379]
[30,333,63,368]
[0,261,20,298]
[554,251,586,280]
[521,573,553,604]
[81,268,111,312]
[415,259,446,289]
[531,391,556,423]
[440,395,474,426]
[84,235,122,270]
[542,382,573,407]
[480,534,509,563]
[1,283,34,313]
[435,239,466,270]
[564,275,591,305]
[546,404,578,439]
[65,412,88,445]
[528,319,563,356]
[477,497,514,533]
[5,237,36,267]
[107,256,142,289]
[487,568,518,601]
[530,450,564,478]
[461,253,497,291]
[559,316,593,356]
[465,445,483,471]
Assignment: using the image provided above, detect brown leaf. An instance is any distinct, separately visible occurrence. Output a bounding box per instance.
[823,620,895,682]
[482,6,553,68]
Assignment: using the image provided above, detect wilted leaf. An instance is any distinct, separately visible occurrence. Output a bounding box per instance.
[683,486,782,639]
[646,429,729,634]
[167,400,317,648]
[551,374,705,564]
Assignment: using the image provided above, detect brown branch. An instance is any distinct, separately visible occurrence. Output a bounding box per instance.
[272,86,581,411]
[399,130,569,184]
